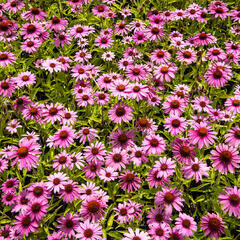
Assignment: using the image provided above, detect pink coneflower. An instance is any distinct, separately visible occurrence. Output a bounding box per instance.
[6,119,22,134]
[42,103,64,124]
[168,228,185,240]
[108,102,133,124]
[71,64,90,80]
[48,16,68,32]
[147,206,171,225]
[0,78,16,97]
[129,83,149,101]
[207,108,224,122]
[136,118,157,134]
[21,39,42,53]
[153,157,176,178]
[162,95,186,115]
[46,172,68,194]
[225,96,240,113]
[1,177,18,193]
[204,62,232,88]
[60,109,77,126]
[21,7,48,21]
[99,167,118,182]
[120,170,141,192]
[193,96,212,112]
[53,32,71,47]
[146,25,165,41]
[57,56,71,72]
[197,8,209,23]
[164,115,187,135]
[84,141,106,163]
[210,144,240,174]
[15,71,36,88]
[109,129,136,149]
[210,5,229,20]
[186,4,201,20]
[130,146,148,167]
[12,190,29,213]
[154,64,178,82]
[77,127,98,145]
[122,227,150,240]
[0,52,16,67]
[14,213,38,237]
[70,24,94,38]
[193,32,217,46]
[27,181,50,201]
[42,59,62,73]
[118,57,134,70]
[176,48,197,64]
[95,35,113,49]
[147,169,170,188]
[182,157,210,182]
[205,46,226,61]
[47,232,65,240]
[128,20,145,32]
[80,196,107,222]
[150,49,171,64]
[2,191,17,206]
[115,21,129,36]
[0,224,12,239]
[155,187,184,215]
[225,126,240,147]
[105,148,128,171]
[132,30,147,44]
[142,134,166,155]
[75,49,92,63]
[92,4,109,18]
[0,158,8,173]
[57,213,79,238]
[22,103,43,121]
[126,64,147,82]
[20,22,43,39]
[52,126,76,148]
[148,222,171,240]
[175,213,197,237]
[171,37,187,49]
[59,180,81,203]
[24,199,48,221]
[75,220,103,239]
[9,139,41,171]
[95,91,110,105]
[83,160,102,180]
[76,89,95,107]
[102,51,115,61]
[109,79,131,99]
[218,186,240,218]
[201,213,225,239]
[5,0,25,13]
[53,151,72,171]
[114,202,134,224]
[188,122,217,148]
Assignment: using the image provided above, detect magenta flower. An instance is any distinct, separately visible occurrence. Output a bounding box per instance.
[142,134,166,155]
[155,187,184,215]
[188,122,217,148]
[218,186,240,218]
[120,170,141,192]
[148,222,171,240]
[9,139,41,171]
[59,180,81,203]
[175,213,197,237]
[108,102,133,124]
[210,144,240,174]
[181,158,210,182]
[201,213,225,239]
[225,126,240,147]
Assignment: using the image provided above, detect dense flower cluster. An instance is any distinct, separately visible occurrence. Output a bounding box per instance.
[0,0,240,239]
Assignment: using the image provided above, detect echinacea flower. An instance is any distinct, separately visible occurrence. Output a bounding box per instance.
[75,220,103,240]
[120,170,141,192]
[153,157,176,178]
[225,126,240,147]
[142,134,166,155]
[9,139,41,171]
[181,158,210,182]
[122,227,150,240]
[164,115,187,135]
[210,144,240,174]
[218,186,240,218]
[148,222,171,240]
[155,187,184,215]
[175,213,197,237]
[188,122,217,148]
[46,172,69,194]
[108,102,133,124]
[0,52,16,67]
[201,213,225,239]
[56,213,80,238]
